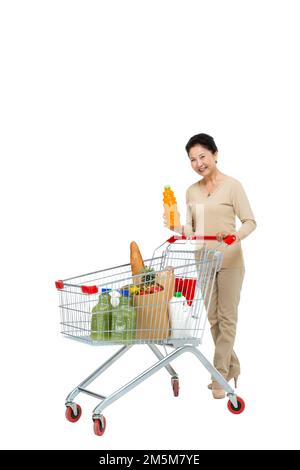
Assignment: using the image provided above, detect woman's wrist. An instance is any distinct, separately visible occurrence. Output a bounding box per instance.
[173,224,184,235]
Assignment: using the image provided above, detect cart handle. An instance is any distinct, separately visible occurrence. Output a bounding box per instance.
[167,234,237,245]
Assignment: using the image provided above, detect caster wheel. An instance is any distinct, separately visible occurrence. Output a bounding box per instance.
[227,396,245,415]
[93,416,106,436]
[171,378,179,397]
[65,404,82,423]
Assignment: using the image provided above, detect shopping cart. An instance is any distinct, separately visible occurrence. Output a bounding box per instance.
[55,235,245,436]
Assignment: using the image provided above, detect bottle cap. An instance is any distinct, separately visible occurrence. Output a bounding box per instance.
[174,292,183,298]
[109,290,121,307]
[164,185,171,189]
[109,290,121,298]
[101,288,111,294]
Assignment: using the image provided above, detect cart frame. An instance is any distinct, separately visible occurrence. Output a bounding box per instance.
[56,235,245,435]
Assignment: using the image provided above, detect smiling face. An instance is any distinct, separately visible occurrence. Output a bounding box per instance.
[188,144,218,177]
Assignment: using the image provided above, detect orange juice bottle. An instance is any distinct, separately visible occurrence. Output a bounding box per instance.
[163,185,180,229]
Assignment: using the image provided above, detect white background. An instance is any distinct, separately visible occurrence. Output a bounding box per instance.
[1,0,299,450]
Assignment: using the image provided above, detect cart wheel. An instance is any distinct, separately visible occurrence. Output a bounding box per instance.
[93,416,106,436]
[171,378,179,397]
[65,404,82,423]
[227,396,245,415]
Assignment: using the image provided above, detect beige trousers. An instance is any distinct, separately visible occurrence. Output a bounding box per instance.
[206,267,245,380]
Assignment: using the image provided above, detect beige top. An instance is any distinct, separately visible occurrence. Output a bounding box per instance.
[179,176,256,268]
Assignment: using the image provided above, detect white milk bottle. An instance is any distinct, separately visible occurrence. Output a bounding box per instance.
[169,292,188,339]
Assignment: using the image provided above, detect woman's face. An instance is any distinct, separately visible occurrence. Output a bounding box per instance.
[188,144,218,177]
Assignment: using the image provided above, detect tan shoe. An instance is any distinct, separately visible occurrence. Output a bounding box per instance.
[208,373,239,390]
[211,381,225,399]
[227,372,239,389]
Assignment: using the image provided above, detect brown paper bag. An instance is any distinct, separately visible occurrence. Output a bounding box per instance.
[134,267,175,340]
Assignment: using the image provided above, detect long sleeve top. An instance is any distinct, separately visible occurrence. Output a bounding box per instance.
[179,176,256,268]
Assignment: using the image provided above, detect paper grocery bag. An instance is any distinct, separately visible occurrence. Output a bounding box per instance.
[134,267,175,340]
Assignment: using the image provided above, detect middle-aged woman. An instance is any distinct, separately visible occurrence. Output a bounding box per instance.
[167,133,256,399]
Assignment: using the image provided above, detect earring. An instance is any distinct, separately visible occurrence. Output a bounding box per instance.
[215,160,217,163]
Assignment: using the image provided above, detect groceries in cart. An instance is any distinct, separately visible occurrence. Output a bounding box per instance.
[134,266,175,340]
[169,291,199,339]
[174,277,197,306]
[110,290,136,341]
[91,288,111,340]
[169,292,190,338]
[91,288,136,342]
[89,240,202,342]
[130,240,145,277]
[90,241,173,342]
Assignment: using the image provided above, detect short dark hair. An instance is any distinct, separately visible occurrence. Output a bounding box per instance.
[185,133,218,155]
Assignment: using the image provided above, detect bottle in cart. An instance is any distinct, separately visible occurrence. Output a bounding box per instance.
[168,291,190,339]
[110,290,136,342]
[91,288,112,341]
[163,185,180,229]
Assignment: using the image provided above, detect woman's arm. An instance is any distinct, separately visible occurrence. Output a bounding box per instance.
[232,180,257,240]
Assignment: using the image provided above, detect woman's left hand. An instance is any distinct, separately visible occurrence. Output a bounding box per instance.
[216,232,240,243]
[216,232,231,242]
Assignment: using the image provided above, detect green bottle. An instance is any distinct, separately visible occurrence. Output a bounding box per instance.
[110,290,136,342]
[91,288,112,341]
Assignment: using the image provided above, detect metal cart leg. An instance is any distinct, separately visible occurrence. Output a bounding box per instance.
[148,344,177,377]
[65,345,132,411]
[92,345,238,419]
[148,344,179,396]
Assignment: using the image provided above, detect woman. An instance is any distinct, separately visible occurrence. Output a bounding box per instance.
[167,133,256,399]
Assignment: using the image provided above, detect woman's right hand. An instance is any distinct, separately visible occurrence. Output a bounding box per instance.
[163,213,183,233]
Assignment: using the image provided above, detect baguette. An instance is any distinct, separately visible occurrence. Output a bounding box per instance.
[130,241,145,276]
